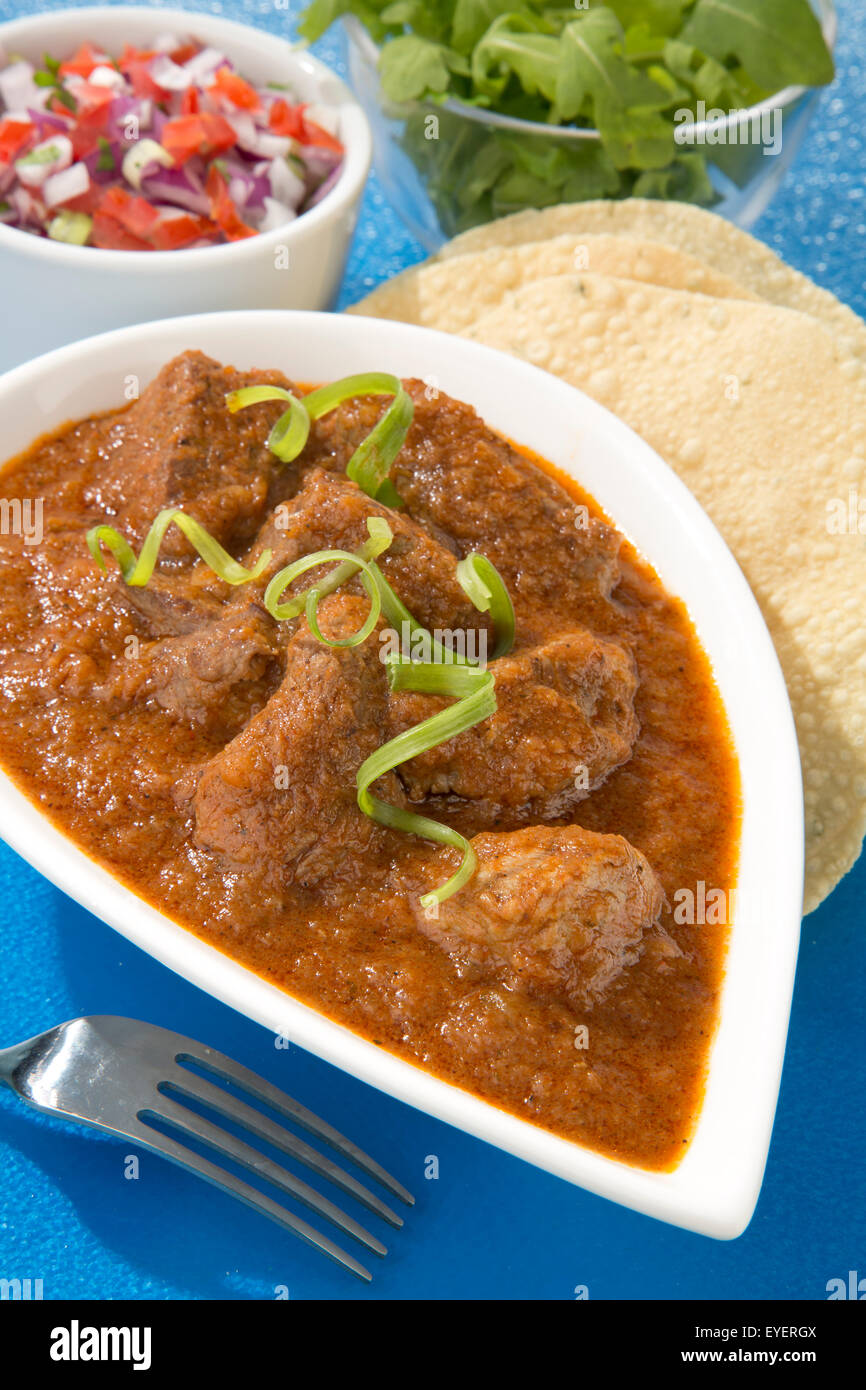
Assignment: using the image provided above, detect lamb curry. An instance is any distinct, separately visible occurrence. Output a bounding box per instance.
[0,351,740,1169]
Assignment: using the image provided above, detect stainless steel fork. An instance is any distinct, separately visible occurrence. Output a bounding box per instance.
[0,1016,413,1282]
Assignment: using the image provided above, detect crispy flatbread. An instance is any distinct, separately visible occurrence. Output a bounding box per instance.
[437,199,866,361]
[350,232,758,333]
[455,270,866,912]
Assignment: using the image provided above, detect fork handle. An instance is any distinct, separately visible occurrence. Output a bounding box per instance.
[0,1040,42,1092]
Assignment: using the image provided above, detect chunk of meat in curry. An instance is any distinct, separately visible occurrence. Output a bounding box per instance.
[408,825,665,1009]
[0,351,740,1170]
[194,593,406,891]
[390,628,639,815]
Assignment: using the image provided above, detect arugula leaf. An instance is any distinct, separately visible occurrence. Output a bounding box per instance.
[299,0,395,44]
[556,10,671,122]
[642,62,691,108]
[379,35,456,101]
[680,0,834,92]
[472,15,561,104]
[502,131,621,201]
[664,39,762,109]
[622,21,670,65]
[451,0,520,56]
[381,0,455,42]
[607,0,690,36]
[559,142,622,201]
[632,151,715,203]
[456,138,512,205]
[594,99,674,171]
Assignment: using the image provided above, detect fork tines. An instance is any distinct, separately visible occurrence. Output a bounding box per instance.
[138,1032,414,1283]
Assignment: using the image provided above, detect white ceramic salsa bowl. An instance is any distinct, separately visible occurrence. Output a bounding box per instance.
[0,8,371,371]
[0,309,804,1238]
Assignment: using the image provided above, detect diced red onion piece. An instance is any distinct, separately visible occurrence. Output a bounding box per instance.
[183,48,226,84]
[302,103,340,138]
[0,61,42,112]
[306,163,342,208]
[228,113,291,160]
[268,155,305,210]
[43,160,89,207]
[304,145,343,177]
[109,96,154,142]
[15,134,73,187]
[152,33,185,53]
[122,138,172,190]
[89,65,127,91]
[149,55,193,92]
[26,107,69,134]
[257,196,297,233]
[140,167,210,216]
[83,140,121,183]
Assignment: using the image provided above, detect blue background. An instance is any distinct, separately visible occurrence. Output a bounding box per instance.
[0,0,864,1301]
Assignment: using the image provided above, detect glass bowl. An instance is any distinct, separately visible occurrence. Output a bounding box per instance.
[344,2,837,252]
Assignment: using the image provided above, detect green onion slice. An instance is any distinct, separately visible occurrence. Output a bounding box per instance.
[456,552,516,660]
[227,372,413,503]
[386,657,492,698]
[87,509,272,587]
[263,518,393,623]
[225,385,310,463]
[357,663,496,907]
[303,373,413,502]
[361,793,478,910]
[304,562,381,648]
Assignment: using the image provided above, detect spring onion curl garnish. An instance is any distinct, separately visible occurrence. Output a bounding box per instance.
[86,509,273,587]
[225,385,310,463]
[456,553,515,660]
[263,517,393,623]
[265,546,384,648]
[226,372,413,504]
[358,662,497,909]
[304,374,413,502]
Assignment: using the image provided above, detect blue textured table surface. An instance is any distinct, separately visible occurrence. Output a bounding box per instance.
[0,0,864,1302]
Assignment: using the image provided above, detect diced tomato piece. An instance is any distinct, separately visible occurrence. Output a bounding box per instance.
[69,126,100,160]
[268,98,304,140]
[0,117,34,164]
[180,86,200,116]
[60,183,104,215]
[268,99,342,153]
[117,44,159,67]
[118,49,167,102]
[100,185,160,238]
[169,43,200,66]
[205,166,255,241]
[91,210,153,251]
[68,92,113,159]
[58,42,110,79]
[301,117,343,154]
[75,82,115,113]
[212,68,261,112]
[162,113,237,164]
[148,212,219,250]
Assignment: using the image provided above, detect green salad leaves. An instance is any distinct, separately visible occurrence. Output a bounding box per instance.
[299,0,834,234]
